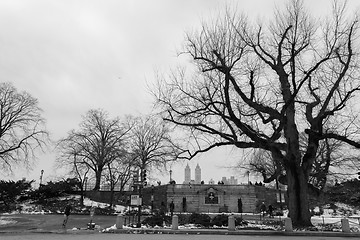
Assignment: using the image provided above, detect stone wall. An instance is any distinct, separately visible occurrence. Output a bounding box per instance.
[84,183,285,214]
[165,184,263,213]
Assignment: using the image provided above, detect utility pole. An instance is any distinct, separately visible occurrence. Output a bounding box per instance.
[39,169,44,189]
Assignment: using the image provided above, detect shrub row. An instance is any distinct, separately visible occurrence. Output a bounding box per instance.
[142,213,246,228]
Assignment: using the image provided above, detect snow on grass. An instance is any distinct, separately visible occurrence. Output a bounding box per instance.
[82,197,126,213]
[0,216,17,226]
[59,194,126,213]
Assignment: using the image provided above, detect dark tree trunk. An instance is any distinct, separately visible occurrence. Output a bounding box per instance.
[80,187,84,206]
[93,168,103,191]
[286,162,312,226]
[109,188,114,208]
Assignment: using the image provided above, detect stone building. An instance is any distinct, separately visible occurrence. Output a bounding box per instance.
[141,183,286,213]
[87,163,286,214]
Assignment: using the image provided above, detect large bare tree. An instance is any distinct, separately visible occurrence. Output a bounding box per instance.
[57,109,130,191]
[155,0,360,226]
[0,82,48,173]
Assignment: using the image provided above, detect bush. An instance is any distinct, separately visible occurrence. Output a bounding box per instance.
[211,214,246,227]
[0,179,34,212]
[142,214,171,227]
[235,216,247,226]
[212,214,228,227]
[176,214,190,225]
[28,178,81,203]
[188,213,211,227]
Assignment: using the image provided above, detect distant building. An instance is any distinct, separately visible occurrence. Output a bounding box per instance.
[229,176,238,185]
[184,164,191,184]
[183,163,202,184]
[219,176,238,185]
[183,164,240,185]
[195,164,201,184]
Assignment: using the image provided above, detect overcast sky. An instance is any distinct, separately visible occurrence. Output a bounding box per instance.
[1,0,359,185]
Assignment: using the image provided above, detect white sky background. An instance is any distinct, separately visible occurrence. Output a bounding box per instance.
[0,0,359,185]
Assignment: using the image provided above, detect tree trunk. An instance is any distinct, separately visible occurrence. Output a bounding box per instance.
[109,188,114,208]
[286,163,312,227]
[80,187,84,206]
[94,169,102,191]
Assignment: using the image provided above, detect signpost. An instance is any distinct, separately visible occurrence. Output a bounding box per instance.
[131,167,147,228]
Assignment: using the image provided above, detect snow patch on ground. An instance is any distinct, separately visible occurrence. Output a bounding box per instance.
[0,217,17,225]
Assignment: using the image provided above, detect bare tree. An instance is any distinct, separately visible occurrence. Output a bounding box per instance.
[56,148,91,206]
[129,115,181,174]
[155,0,360,226]
[128,115,181,226]
[103,155,135,208]
[57,109,130,191]
[0,82,49,173]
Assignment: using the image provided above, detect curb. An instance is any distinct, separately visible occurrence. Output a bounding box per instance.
[0,228,102,235]
[2,228,360,237]
[104,228,360,238]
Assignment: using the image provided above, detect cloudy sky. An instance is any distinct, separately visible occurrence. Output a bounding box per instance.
[1,0,359,185]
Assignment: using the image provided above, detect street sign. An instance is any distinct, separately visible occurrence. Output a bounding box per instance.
[130,195,142,206]
[131,195,139,205]
[133,181,143,186]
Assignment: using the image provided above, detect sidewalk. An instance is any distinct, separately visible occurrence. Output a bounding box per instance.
[2,226,360,238]
[106,227,360,238]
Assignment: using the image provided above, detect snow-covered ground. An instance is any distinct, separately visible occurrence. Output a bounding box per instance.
[81,197,126,213]
[0,217,17,226]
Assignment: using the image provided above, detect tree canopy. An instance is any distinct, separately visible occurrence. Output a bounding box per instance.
[57,109,130,191]
[0,82,49,173]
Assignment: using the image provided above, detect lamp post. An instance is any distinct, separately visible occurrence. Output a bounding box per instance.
[39,170,44,188]
[151,185,154,214]
[169,169,173,183]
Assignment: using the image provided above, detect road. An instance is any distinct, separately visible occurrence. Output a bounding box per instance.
[0,233,355,240]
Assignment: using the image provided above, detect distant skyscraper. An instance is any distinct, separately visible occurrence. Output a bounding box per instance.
[229,176,238,185]
[195,163,201,184]
[184,163,191,184]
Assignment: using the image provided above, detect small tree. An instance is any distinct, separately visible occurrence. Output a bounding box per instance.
[103,155,135,208]
[0,82,49,173]
[57,142,92,206]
